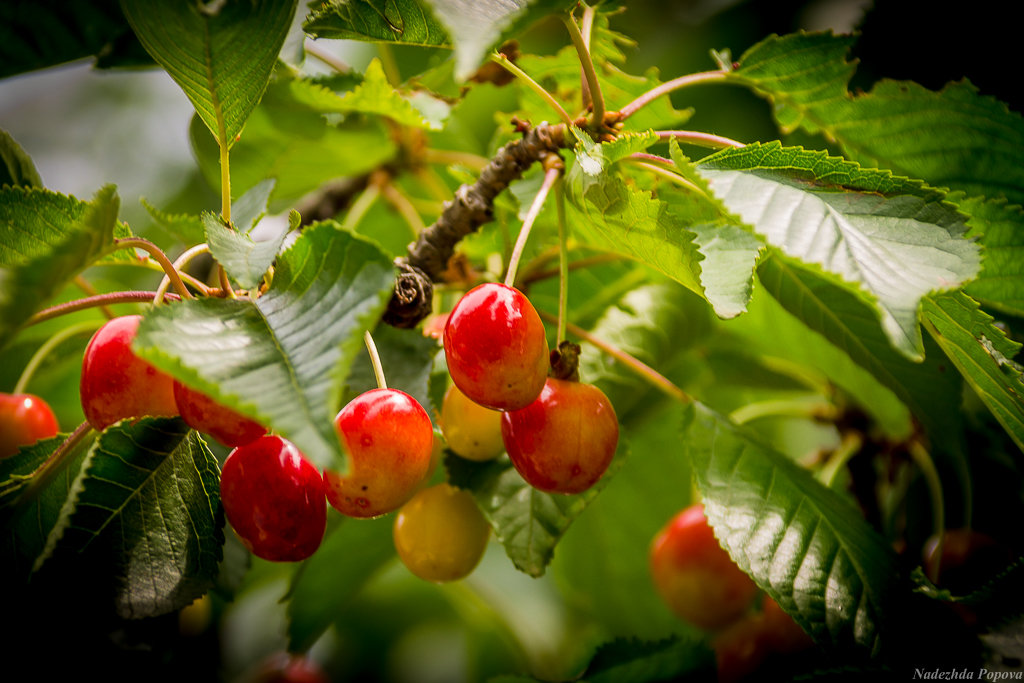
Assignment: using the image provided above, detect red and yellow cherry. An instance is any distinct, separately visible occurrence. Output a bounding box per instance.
[325,388,434,518]
[649,504,759,630]
[220,435,326,562]
[440,384,504,461]
[0,392,59,458]
[393,482,491,582]
[79,315,179,430]
[173,381,266,447]
[500,377,618,494]
[443,283,549,411]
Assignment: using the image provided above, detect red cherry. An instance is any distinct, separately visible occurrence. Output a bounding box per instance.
[443,283,549,411]
[325,388,434,518]
[500,377,618,494]
[79,315,179,430]
[649,504,759,630]
[252,653,330,683]
[0,392,59,458]
[760,597,813,655]
[173,381,266,447]
[220,435,326,562]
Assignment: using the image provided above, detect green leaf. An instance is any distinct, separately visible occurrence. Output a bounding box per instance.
[232,178,277,233]
[698,142,980,357]
[0,435,88,583]
[141,197,207,245]
[685,402,901,655]
[134,222,395,470]
[329,59,434,128]
[203,211,288,290]
[304,0,450,47]
[121,0,297,149]
[921,291,1024,454]
[446,443,626,577]
[286,515,396,652]
[582,636,713,683]
[1,128,42,188]
[0,185,121,349]
[959,195,1024,317]
[41,418,223,619]
[731,31,1024,205]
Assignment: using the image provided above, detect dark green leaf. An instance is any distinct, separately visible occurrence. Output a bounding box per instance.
[134,222,396,470]
[121,0,297,149]
[1,128,42,188]
[40,418,223,619]
[959,195,1024,317]
[685,402,902,655]
[203,211,288,290]
[0,185,121,349]
[304,0,450,47]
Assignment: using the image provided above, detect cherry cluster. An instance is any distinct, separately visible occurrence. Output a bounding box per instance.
[441,282,620,495]
[649,504,814,681]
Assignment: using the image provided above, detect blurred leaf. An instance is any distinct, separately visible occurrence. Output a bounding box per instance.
[141,197,207,245]
[685,402,901,655]
[304,0,450,46]
[732,31,1024,205]
[134,222,395,470]
[921,291,1024,454]
[287,515,395,652]
[203,211,287,290]
[583,636,713,683]
[41,418,223,619]
[698,142,980,358]
[958,195,1024,317]
[446,443,626,577]
[1,128,42,187]
[0,185,120,349]
[333,59,434,128]
[121,0,297,150]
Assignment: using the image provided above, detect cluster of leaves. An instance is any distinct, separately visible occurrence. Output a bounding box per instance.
[3,0,1024,680]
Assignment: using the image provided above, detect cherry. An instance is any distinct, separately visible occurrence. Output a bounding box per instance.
[325,388,434,518]
[440,383,505,461]
[760,597,813,655]
[443,283,549,411]
[173,380,266,447]
[500,377,618,494]
[251,653,330,683]
[711,597,813,682]
[79,314,179,430]
[220,435,326,562]
[0,392,59,458]
[649,504,759,630]
[393,482,490,582]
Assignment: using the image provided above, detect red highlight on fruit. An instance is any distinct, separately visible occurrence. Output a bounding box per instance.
[443,283,549,411]
[501,377,618,494]
[221,435,326,562]
[0,392,59,458]
[79,315,179,430]
[325,388,434,518]
[174,381,267,447]
[649,503,759,630]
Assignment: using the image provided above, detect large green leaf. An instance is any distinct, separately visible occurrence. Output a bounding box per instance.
[0,185,121,349]
[121,0,297,150]
[921,291,1024,454]
[40,418,223,619]
[134,222,395,470]
[304,0,450,47]
[446,443,626,577]
[286,515,396,652]
[1,128,42,188]
[959,195,1024,317]
[731,31,1024,205]
[685,402,901,655]
[698,142,980,358]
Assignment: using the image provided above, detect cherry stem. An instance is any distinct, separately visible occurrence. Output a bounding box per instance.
[377,43,401,87]
[219,266,235,299]
[27,291,182,326]
[505,163,562,288]
[729,398,838,426]
[538,309,690,403]
[73,276,115,320]
[381,183,426,237]
[908,438,946,584]
[817,430,864,488]
[304,38,351,73]
[13,320,103,395]
[341,182,382,233]
[619,69,729,121]
[114,238,194,300]
[13,421,95,511]
[563,12,605,130]
[422,148,490,172]
[654,130,745,149]
[555,179,569,344]
[154,243,214,305]
[364,330,387,390]
[630,159,707,198]
[489,53,574,129]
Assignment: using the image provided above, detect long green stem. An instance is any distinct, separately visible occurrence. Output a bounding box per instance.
[304,38,351,73]
[908,439,946,583]
[505,165,562,288]
[489,53,574,128]
[115,238,193,299]
[619,70,729,120]
[364,330,387,390]
[13,421,95,510]
[13,321,103,395]
[729,398,838,426]
[423,148,490,172]
[341,182,382,233]
[381,183,425,237]
[818,431,864,488]
[27,291,181,326]
[220,143,231,225]
[555,179,569,344]
[654,130,745,149]
[563,13,604,129]
[377,43,401,86]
